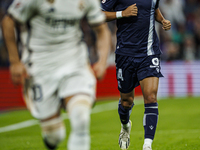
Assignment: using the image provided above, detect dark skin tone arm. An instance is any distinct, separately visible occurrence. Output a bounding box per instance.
[155,8,171,31]
[103,4,138,22]
[102,4,171,31]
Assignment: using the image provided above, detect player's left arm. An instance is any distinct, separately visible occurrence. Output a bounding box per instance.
[92,23,111,80]
[86,0,111,80]
[155,8,171,31]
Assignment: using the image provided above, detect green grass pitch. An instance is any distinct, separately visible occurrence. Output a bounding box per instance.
[0,97,200,150]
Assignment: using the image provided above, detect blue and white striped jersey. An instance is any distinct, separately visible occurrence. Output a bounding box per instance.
[101,0,161,57]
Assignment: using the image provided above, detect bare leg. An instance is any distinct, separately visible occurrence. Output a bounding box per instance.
[140,77,159,149]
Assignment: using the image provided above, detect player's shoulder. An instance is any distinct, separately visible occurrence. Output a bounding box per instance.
[101,0,118,4]
[14,0,43,6]
[84,0,100,6]
[79,0,101,12]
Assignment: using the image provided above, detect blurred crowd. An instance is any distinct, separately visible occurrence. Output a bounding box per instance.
[0,0,200,67]
[159,0,200,61]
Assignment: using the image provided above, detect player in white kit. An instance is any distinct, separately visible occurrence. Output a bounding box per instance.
[2,0,110,149]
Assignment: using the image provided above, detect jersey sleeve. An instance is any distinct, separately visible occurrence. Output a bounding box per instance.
[86,0,105,26]
[8,0,38,23]
[155,0,160,9]
[101,0,117,11]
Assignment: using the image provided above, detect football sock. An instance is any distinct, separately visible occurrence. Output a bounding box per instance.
[143,102,159,140]
[118,99,134,125]
[40,117,66,149]
[68,104,91,150]
[143,138,153,148]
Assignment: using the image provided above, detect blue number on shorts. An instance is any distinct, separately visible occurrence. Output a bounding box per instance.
[32,85,43,101]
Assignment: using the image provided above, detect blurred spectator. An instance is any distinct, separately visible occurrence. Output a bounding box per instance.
[159,0,200,61]
[171,24,187,59]
[81,18,98,64]
[107,21,117,66]
[184,0,200,19]
[160,0,186,32]
[185,0,200,32]
[1,0,200,66]
[193,10,200,59]
[183,34,196,61]
[163,42,180,61]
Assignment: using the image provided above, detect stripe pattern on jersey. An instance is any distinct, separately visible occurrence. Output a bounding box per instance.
[147,0,157,56]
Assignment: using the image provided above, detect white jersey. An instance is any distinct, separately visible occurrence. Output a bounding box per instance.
[8,0,104,119]
[8,0,105,75]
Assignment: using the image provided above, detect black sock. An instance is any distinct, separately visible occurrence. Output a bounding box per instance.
[143,102,159,140]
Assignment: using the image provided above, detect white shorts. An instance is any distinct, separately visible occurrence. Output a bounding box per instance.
[23,44,96,120]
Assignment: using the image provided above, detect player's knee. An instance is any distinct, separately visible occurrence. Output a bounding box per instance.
[40,117,66,147]
[71,108,90,133]
[121,97,134,109]
[144,92,157,104]
[66,95,92,133]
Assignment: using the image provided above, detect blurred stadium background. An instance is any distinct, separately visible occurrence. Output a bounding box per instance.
[0,0,200,150]
[0,0,200,110]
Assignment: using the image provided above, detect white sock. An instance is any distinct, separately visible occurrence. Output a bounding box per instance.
[143,138,153,148]
[122,121,130,130]
[68,104,91,150]
[41,117,66,146]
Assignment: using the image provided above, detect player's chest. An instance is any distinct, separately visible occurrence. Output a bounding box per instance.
[116,0,155,10]
[39,0,87,19]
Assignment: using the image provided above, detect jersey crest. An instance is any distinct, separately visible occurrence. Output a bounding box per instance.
[14,2,21,8]
[79,0,85,11]
[102,0,106,4]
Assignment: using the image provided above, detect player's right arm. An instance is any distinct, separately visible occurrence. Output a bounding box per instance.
[1,0,37,85]
[2,15,28,85]
[103,4,138,22]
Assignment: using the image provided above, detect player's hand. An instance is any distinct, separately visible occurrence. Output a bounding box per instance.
[122,4,138,17]
[9,62,29,85]
[92,60,107,80]
[162,19,171,31]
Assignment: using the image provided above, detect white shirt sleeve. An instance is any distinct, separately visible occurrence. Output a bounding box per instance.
[86,0,105,26]
[8,0,39,23]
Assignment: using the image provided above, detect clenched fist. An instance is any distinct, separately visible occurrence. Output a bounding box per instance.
[162,19,171,31]
[122,4,138,17]
[9,62,29,85]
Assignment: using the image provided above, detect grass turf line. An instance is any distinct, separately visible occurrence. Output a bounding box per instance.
[0,97,200,150]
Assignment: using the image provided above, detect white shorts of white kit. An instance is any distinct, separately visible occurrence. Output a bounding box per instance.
[23,44,96,120]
